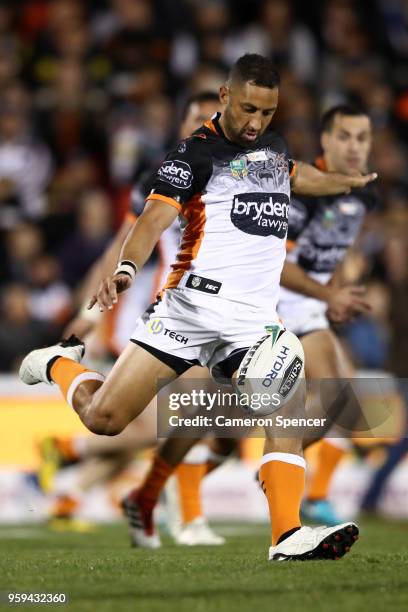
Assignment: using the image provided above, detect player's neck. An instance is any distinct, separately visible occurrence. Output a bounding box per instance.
[218,114,238,145]
[322,155,336,173]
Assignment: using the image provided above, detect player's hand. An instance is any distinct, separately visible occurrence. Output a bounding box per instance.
[335,172,378,193]
[327,285,371,323]
[88,273,132,312]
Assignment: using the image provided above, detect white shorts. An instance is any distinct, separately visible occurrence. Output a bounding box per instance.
[131,287,281,379]
[278,295,329,337]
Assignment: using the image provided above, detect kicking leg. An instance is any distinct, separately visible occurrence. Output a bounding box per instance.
[20,338,177,435]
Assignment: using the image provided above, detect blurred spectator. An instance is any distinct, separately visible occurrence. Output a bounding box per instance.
[0,103,52,226]
[225,0,318,83]
[57,189,113,288]
[0,283,56,372]
[34,58,108,179]
[28,254,71,325]
[48,153,102,217]
[3,222,44,284]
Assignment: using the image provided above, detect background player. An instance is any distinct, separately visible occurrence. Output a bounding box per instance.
[279,104,377,524]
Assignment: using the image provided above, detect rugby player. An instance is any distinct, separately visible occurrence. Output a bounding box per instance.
[20,54,377,561]
[278,105,377,525]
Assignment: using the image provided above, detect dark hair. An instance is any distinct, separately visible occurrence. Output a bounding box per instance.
[181,91,220,121]
[228,54,280,89]
[321,104,369,132]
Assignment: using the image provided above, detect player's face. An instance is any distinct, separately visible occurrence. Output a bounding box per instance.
[321,114,372,174]
[219,81,279,147]
[179,100,221,139]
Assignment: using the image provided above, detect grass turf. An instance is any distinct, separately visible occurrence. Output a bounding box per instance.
[0,519,408,612]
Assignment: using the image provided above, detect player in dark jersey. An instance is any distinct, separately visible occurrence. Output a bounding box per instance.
[278,105,377,525]
[20,54,377,561]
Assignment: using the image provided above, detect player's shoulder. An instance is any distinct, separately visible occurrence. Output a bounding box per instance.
[130,165,161,215]
[166,126,214,163]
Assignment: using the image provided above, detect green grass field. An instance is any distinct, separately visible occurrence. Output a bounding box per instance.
[0,519,408,612]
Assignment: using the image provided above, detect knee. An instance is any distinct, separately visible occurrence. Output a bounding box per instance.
[90,421,125,436]
[85,397,128,436]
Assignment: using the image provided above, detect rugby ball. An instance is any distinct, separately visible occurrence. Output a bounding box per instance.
[235,327,305,416]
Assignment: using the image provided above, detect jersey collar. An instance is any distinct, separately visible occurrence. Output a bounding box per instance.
[315,156,327,171]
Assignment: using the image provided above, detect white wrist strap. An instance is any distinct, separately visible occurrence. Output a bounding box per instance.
[113,260,138,282]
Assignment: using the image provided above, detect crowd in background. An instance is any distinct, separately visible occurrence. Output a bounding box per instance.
[0,0,407,375]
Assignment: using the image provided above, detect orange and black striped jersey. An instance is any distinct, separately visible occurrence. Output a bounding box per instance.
[146,112,295,310]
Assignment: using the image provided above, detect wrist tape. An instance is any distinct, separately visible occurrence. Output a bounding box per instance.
[113,260,138,281]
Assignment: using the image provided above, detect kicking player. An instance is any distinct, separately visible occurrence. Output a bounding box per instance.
[138,106,376,538]
[279,104,377,525]
[20,54,376,561]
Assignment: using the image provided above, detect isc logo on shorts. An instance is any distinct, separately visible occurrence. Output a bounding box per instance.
[231,192,289,237]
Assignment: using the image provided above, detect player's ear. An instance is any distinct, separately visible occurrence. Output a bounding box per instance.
[219,85,229,106]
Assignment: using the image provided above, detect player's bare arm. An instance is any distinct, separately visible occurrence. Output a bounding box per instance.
[281,260,370,321]
[89,199,178,311]
[291,161,377,196]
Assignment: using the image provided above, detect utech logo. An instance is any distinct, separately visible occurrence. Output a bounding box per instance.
[157,160,193,190]
[231,192,290,237]
[147,318,164,334]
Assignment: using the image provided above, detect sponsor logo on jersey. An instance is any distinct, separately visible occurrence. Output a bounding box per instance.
[278,356,304,397]
[231,192,289,237]
[147,318,164,334]
[323,209,336,228]
[157,160,193,189]
[186,274,221,294]
[298,244,348,272]
[146,318,188,344]
[339,201,358,215]
[246,150,268,162]
[230,158,248,179]
[177,141,187,153]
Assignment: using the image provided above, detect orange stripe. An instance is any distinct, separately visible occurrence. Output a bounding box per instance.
[204,118,218,134]
[286,239,296,252]
[126,211,137,223]
[290,160,297,178]
[146,193,182,212]
[161,194,206,292]
[315,156,327,171]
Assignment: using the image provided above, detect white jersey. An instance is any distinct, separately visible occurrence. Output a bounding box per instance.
[147,113,295,311]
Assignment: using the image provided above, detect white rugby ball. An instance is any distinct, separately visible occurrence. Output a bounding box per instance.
[235,328,305,416]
